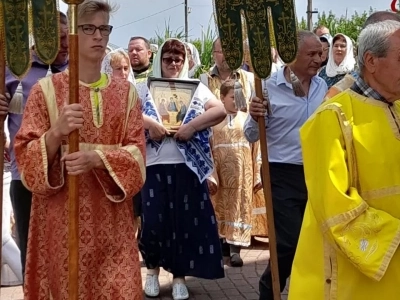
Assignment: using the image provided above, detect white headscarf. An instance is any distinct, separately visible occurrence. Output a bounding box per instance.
[185,42,201,78]
[326,34,356,78]
[101,48,136,84]
[152,38,189,79]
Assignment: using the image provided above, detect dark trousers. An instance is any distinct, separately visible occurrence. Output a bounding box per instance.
[133,192,142,218]
[9,180,32,278]
[259,163,307,300]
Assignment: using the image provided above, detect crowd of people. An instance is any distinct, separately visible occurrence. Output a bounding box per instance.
[1,1,400,299]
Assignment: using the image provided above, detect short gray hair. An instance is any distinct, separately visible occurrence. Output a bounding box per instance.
[358,20,400,75]
[363,11,400,29]
[297,30,320,49]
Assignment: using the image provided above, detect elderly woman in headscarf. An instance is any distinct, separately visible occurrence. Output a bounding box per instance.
[318,33,357,88]
[101,48,150,235]
[319,33,332,68]
[184,42,201,78]
[139,38,225,300]
[101,48,135,83]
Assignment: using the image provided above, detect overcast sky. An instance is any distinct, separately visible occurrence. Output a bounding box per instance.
[60,0,389,48]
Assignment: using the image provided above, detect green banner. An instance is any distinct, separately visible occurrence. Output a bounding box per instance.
[1,0,31,78]
[214,0,298,78]
[31,0,60,64]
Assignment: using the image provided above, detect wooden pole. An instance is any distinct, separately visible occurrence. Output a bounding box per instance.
[0,29,6,296]
[255,78,281,300]
[64,1,83,299]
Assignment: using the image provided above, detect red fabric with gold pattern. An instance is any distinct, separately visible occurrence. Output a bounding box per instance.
[14,72,145,300]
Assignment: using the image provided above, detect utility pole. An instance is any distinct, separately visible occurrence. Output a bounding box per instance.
[306,0,318,31]
[306,0,312,30]
[184,0,189,41]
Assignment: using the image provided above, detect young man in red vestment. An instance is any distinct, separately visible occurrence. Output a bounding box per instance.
[13,1,145,299]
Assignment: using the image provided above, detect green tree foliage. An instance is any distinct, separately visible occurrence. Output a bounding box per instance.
[149,16,217,78]
[149,18,186,45]
[150,8,377,78]
[299,7,375,42]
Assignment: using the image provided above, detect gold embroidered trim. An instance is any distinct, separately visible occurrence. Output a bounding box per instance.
[90,89,104,128]
[121,145,146,184]
[323,228,340,299]
[39,77,59,126]
[93,149,127,203]
[318,103,359,190]
[252,207,266,214]
[374,223,400,281]
[321,202,368,234]
[123,83,138,138]
[41,132,64,190]
[361,185,400,202]
[323,239,332,299]
[34,78,65,191]
[61,143,121,154]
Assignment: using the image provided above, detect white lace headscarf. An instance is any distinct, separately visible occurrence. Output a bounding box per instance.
[185,42,201,78]
[101,48,136,84]
[152,38,189,79]
[326,33,356,77]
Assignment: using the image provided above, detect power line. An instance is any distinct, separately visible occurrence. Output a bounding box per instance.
[114,3,184,30]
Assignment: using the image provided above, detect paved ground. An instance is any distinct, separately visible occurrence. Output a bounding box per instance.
[1,238,288,299]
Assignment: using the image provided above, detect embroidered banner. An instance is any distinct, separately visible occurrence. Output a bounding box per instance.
[1,0,31,78]
[0,0,60,78]
[213,0,298,78]
[31,0,60,64]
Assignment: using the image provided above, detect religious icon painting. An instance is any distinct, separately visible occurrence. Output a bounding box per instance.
[148,77,200,132]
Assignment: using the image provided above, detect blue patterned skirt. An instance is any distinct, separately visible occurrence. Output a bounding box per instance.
[139,164,225,279]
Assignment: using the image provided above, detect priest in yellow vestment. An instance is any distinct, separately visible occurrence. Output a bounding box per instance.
[289,20,400,300]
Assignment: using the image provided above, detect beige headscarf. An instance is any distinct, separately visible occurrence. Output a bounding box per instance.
[152,38,189,79]
[100,48,136,84]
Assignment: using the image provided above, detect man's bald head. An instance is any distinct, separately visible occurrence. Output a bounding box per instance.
[363,11,400,29]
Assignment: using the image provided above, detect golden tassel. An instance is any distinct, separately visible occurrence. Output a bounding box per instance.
[9,83,24,114]
[288,67,306,97]
[233,79,247,111]
[46,65,52,77]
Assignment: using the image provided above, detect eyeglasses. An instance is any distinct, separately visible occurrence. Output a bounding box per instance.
[162,57,184,65]
[78,24,113,36]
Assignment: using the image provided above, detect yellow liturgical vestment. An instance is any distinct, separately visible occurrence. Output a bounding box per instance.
[288,89,400,300]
